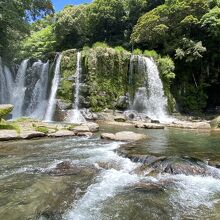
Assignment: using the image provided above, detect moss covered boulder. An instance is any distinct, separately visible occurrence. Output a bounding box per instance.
[0,104,14,120]
[210,116,220,128]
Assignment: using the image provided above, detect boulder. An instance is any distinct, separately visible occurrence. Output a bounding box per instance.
[115,131,147,142]
[210,116,220,128]
[114,115,126,122]
[101,131,147,142]
[86,122,99,132]
[20,131,46,139]
[48,130,75,138]
[101,133,116,140]
[0,104,14,120]
[57,99,72,110]
[132,182,164,192]
[72,125,90,133]
[135,122,165,129]
[168,121,211,129]
[116,96,129,110]
[47,161,82,176]
[76,132,93,137]
[0,130,19,141]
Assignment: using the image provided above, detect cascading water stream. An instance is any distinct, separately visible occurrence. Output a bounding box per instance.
[11,59,29,118]
[44,54,62,122]
[27,61,49,119]
[0,57,8,104]
[66,52,86,124]
[131,56,171,122]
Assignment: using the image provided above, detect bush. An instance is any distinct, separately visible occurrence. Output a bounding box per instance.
[133,48,142,55]
[143,50,159,59]
[114,46,128,53]
[35,126,49,134]
[92,42,109,49]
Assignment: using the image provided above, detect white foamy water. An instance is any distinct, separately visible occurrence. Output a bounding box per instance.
[157,172,220,218]
[44,54,62,122]
[131,56,173,123]
[66,52,86,124]
[64,142,140,220]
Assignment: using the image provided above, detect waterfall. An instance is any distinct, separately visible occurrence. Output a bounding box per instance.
[4,66,14,103]
[44,54,62,122]
[0,57,8,104]
[131,56,170,122]
[27,61,49,119]
[11,59,29,118]
[66,52,86,124]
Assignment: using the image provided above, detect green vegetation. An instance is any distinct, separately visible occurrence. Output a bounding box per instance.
[0,122,20,134]
[0,105,13,121]
[35,126,49,134]
[0,0,53,60]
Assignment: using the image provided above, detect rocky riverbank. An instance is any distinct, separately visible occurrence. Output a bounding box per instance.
[1,104,220,141]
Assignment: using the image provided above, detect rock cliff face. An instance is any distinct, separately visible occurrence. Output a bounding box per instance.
[57,47,175,113]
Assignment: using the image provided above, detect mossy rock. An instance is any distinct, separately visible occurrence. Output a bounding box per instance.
[0,104,14,120]
[0,121,20,134]
[35,126,49,134]
[57,49,78,103]
[210,116,220,129]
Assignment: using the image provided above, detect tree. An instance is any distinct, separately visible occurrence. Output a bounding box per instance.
[0,0,53,59]
[19,25,56,60]
[55,4,89,50]
[87,0,127,45]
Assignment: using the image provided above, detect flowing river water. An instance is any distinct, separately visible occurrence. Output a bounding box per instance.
[0,125,220,220]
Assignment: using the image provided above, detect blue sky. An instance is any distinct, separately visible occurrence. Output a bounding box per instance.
[52,0,92,11]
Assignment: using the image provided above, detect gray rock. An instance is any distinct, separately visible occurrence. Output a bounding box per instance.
[116,96,129,110]
[135,122,165,129]
[48,130,75,138]
[0,130,19,141]
[20,131,46,139]
[101,133,116,140]
[210,116,220,128]
[101,131,147,142]
[114,115,126,122]
[86,122,99,132]
[73,125,90,133]
[57,99,72,110]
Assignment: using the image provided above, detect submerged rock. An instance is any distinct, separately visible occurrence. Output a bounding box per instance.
[47,161,98,177]
[118,145,220,178]
[101,131,148,142]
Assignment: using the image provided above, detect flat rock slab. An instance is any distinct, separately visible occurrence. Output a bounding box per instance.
[20,131,46,139]
[135,122,165,129]
[48,130,75,138]
[168,121,211,129]
[101,131,147,142]
[73,125,90,133]
[0,130,19,141]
